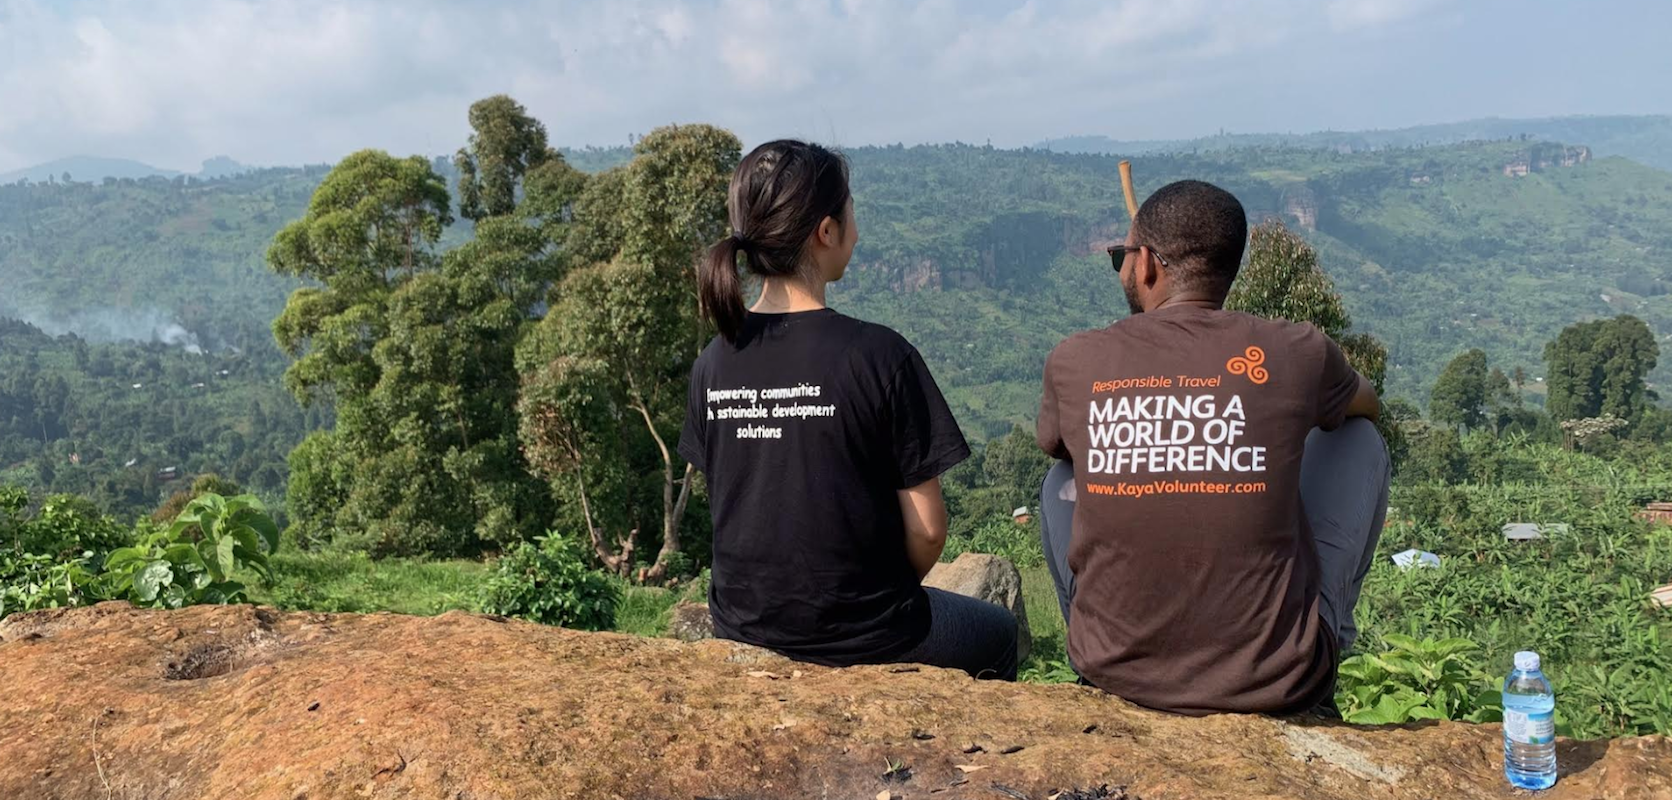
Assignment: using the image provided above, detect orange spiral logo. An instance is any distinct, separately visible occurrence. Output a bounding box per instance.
[1227,346,1269,384]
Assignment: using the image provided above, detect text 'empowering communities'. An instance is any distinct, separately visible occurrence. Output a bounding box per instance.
[705,383,834,440]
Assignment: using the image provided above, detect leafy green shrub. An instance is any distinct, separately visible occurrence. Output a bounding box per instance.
[1336,635,1502,725]
[4,490,129,563]
[1555,661,1672,738]
[0,486,26,516]
[478,535,620,630]
[679,567,711,602]
[0,550,94,618]
[152,473,244,524]
[95,493,280,608]
[1,486,125,618]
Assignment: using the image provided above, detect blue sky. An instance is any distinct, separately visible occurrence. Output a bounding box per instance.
[0,0,1667,173]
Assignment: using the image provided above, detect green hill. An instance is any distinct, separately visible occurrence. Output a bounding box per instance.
[838,140,1672,435]
[0,167,323,353]
[4,137,1672,446]
[0,317,315,515]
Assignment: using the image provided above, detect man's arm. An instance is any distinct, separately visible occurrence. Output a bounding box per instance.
[1345,373,1380,424]
[1314,331,1377,430]
[898,477,949,580]
[1037,349,1069,459]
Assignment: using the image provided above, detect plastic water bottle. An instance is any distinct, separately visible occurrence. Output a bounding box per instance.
[1502,651,1558,790]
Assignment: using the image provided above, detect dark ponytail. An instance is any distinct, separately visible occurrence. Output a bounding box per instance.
[699,235,747,344]
[698,140,850,343]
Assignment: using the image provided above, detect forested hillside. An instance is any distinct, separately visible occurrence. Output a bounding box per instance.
[4,134,1672,491]
[1041,114,1672,171]
[0,317,315,512]
[0,167,318,350]
[839,139,1672,435]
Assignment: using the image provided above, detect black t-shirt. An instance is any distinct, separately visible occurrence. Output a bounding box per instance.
[678,308,970,665]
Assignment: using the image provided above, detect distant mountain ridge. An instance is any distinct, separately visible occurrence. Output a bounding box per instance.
[0,155,253,185]
[0,156,179,184]
[1039,114,1672,171]
[17,114,1670,187]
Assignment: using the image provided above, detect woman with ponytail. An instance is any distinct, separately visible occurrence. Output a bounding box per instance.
[677,140,1018,680]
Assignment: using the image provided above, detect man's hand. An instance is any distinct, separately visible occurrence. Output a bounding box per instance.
[898,477,949,580]
[1345,373,1380,423]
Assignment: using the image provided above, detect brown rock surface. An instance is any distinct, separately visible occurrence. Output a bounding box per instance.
[2,602,1669,800]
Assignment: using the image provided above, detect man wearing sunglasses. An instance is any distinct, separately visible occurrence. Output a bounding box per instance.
[1035,179,1387,716]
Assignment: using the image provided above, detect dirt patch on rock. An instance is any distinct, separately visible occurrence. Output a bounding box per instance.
[1,603,1668,799]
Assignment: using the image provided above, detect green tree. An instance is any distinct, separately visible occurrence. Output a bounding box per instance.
[1380,397,1421,467]
[1400,424,1468,484]
[517,124,740,583]
[453,95,559,223]
[1428,349,1489,431]
[982,424,1053,510]
[270,103,567,554]
[268,150,453,551]
[1224,220,1401,461]
[1482,366,1546,435]
[1543,315,1659,424]
[1225,220,1386,391]
[1226,221,1350,338]
[269,150,451,289]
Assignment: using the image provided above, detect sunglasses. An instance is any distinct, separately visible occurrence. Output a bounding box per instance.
[1106,243,1171,271]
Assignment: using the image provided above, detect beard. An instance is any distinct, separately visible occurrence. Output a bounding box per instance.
[1122,268,1144,316]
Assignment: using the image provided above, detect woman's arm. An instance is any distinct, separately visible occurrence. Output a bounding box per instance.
[899,476,949,580]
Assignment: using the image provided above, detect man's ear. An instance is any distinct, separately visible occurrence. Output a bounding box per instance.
[1137,248,1161,288]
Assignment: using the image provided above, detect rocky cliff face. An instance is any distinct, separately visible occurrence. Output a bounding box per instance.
[851,216,1127,294]
[1280,185,1320,231]
[2,603,1669,800]
[1504,144,1593,177]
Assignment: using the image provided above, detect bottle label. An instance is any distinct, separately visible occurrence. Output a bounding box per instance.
[1504,709,1555,745]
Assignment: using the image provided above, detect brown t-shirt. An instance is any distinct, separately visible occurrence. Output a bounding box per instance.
[1036,305,1360,716]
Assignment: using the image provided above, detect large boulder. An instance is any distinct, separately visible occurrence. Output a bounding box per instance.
[2,602,1669,799]
[667,600,715,642]
[924,552,1033,663]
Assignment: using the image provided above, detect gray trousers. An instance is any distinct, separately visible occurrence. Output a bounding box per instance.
[892,587,1019,681]
[1039,417,1391,661]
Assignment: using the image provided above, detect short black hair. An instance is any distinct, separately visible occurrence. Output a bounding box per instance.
[1131,180,1247,298]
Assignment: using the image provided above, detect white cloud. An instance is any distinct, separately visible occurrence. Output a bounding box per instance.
[0,0,1628,173]
[1326,0,1442,31]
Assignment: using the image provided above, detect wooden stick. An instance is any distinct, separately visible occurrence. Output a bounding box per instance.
[1118,160,1139,221]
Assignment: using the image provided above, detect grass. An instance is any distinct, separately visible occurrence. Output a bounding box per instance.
[248,547,706,638]
[613,585,682,637]
[1019,562,1068,675]
[248,549,489,616]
